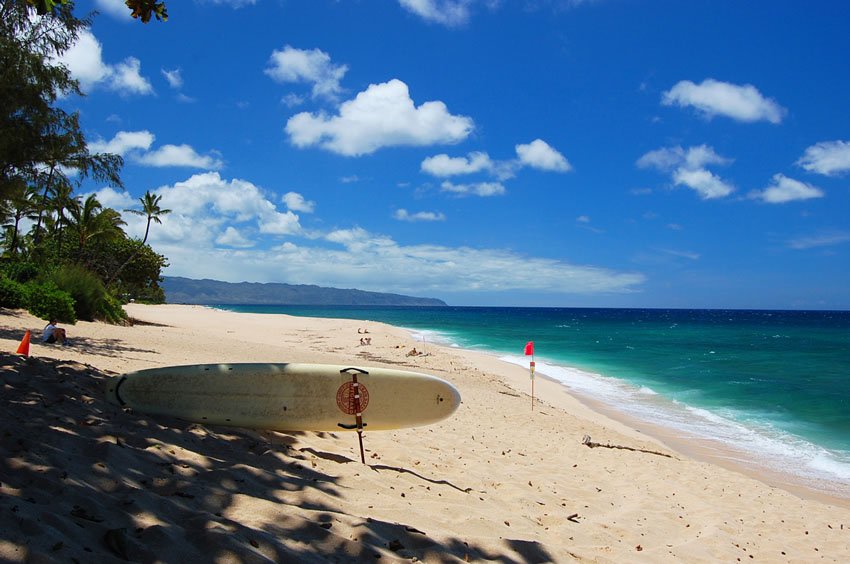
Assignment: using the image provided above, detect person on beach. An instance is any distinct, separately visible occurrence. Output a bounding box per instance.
[42,319,67,345]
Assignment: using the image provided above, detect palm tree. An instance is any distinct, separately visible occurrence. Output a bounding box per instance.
[127,190,170,245]
[107,190,170,286]
[51,181,74,256]
[66,194,125,255]
[0,180,40,256]
[30,113,123,246]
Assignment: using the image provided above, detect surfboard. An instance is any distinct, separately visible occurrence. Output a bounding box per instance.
[106,363,461,432]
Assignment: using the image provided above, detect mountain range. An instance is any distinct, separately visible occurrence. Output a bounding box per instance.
[162,277,447,307]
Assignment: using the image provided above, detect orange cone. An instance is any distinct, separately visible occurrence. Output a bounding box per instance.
[16,330,31,357]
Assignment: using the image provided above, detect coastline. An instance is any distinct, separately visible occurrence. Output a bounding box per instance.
[2,304,848,562]
[494,357,850,508]
[403,317,850,506]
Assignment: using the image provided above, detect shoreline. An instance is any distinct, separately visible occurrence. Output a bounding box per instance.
[440,344,850,510]
[501,359,850,508]
[2,304,849,562]
[392,317,850,507]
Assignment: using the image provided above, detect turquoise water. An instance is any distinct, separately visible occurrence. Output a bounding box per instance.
[217,305,850,494]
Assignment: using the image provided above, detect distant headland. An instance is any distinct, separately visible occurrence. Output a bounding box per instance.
[162,276,447,307]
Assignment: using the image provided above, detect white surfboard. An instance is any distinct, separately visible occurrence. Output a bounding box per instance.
[106,363,461,432]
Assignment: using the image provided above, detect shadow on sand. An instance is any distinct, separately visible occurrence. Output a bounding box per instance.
[0,353,555,562]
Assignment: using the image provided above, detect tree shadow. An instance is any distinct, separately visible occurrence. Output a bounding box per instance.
[0,318,158,359]
[56,335,160,358]
[0,353,554,562]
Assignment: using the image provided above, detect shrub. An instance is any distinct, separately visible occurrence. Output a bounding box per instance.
[0,274,26,308]
[45,264,106,322]
[99,293,128,324]
[23,281,77,323]
[1,260,41,283]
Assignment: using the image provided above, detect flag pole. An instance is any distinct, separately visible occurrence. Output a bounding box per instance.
[531,352,535,411]
[524,341,535,411]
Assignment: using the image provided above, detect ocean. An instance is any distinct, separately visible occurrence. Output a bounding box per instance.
[215,305,850,497]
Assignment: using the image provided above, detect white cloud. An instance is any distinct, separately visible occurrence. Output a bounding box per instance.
[94,0,131,20]
[796,140,850,176]
[750,174,824,204]
[662,78,785,124]
[661,249,700,260]
[637,145,730,171]
[638,145,734,200]
[282,93,305,108]
[421,151,493,176]
[398,0,473,26]
[137,173,644,297]
[576,215,590,223]
[139,172,301,247]
[83,187,135,211]
[89,130,154,155]
[672,168,734,200]
[162,68,183,89]
[110,57,153,95]
[515,139,572,172]
[282,192,315,213]
[163,228,645,296]
[286,79,473,156]
[265,46,348,100]
[88,130,221,169]
[788,231,850,250]
[56,30,110,90]
[57,30,153,96]
[440,180,505,197]
[204,0,258,7]
[134,145,224,170]
[394,209,446,222]
[216,226,255,248]
[258,210,301,235]
[421,140,570,182]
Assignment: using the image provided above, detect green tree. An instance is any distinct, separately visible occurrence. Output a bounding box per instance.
[1,0,84,200]
[51,181,74,255]
[107,190,170,286]
[129,190,171,246]
[31,112,123,246]
[1,1,169,312]
[66,194,126,256]
[0,180,39,256]
[80,236,167,302]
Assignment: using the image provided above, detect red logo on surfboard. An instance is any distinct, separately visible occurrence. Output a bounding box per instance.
[336,382,370,415]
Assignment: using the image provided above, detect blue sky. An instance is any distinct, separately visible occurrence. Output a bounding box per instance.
[56,0,850,309]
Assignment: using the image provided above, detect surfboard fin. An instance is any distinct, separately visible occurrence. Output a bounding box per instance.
[337,423,368,430]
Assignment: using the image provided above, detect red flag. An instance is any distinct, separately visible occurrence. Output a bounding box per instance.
[524,341,534,356]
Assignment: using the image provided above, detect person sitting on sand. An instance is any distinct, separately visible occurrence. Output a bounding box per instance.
[42,319,67,345]
[406,347,418,357]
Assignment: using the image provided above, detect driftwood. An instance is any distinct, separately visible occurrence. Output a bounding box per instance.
[581,435,673,458]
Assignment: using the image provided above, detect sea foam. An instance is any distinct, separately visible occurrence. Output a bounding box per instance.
[498,354,850,497]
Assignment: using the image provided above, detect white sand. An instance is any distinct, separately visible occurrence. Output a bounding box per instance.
[1,304,848,562]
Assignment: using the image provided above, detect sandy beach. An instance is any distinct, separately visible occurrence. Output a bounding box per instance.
[2,304,848,562]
